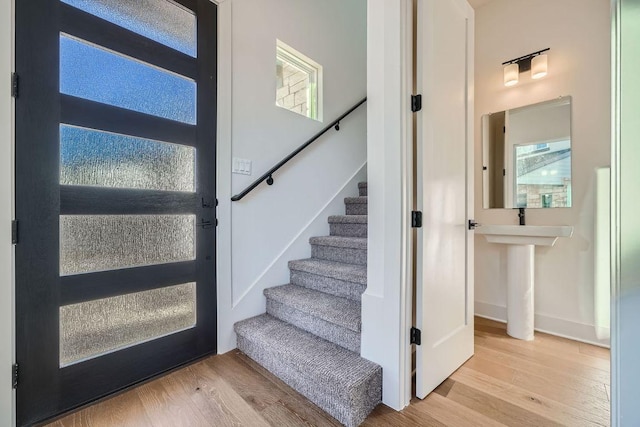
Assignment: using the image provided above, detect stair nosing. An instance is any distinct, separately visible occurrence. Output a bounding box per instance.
[328,215,368,224]
[344,196,368,204]
[288,258,367,285]
[309,235,367,250]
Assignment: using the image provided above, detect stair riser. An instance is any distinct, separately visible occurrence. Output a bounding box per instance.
[345,203,367,215]
[311,244,366,266]
[330,223,367,238]
[236,334,381,427]
[290,270,365,301]
[266,299,360,353]
[359,186,367,197]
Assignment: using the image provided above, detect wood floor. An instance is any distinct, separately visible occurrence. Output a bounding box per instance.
[45,317,610,427]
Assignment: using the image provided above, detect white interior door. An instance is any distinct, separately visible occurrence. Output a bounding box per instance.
[415,0,474,398]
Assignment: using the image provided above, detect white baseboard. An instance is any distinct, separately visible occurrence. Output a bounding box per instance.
[474,301,611,348]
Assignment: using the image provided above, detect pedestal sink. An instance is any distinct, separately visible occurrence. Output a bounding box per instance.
[475,225,574,340]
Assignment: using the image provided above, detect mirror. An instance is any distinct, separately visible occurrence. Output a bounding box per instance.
[482,96,572,209]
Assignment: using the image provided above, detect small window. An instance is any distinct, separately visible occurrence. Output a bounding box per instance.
[276,40,322,121]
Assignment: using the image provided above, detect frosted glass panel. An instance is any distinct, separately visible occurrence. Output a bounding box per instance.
[60,215,196,276]
[60,35,196,124]
[60,283,196,366]
[60,125,195,192]
[61,0,197,57]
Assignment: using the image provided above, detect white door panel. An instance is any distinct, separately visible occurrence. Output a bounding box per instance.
[415,0,474,399]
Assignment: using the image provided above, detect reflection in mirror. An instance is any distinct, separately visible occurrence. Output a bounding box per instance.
[482,96,572,209]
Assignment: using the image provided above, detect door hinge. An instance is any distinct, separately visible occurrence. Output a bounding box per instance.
[468,219,480,230]
[11,220,18,244]
[411,211,422,228]
[411,94,422,112]
[11,73,18,98]
[410,327,422,345]
[12,363,18,389]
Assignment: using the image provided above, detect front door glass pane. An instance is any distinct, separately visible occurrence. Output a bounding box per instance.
[61,0,197,57]
[60,215,196,276]
[60,34,197,124]
[60,125,196,192]
[60,282,197,366]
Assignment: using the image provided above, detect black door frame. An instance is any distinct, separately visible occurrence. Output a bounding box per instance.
[15,1,217,425]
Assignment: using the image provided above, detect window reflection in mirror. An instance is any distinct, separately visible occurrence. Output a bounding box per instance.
[482,96,572,209]
[515,140,571,208]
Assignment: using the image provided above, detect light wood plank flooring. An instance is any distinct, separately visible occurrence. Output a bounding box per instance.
[45,317,610,427]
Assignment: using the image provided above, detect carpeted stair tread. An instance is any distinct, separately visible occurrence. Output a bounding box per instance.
[288,258,367,285]
[265,284,361,332]
[311,236,366,265]
[344,196,368,204]
[328,215,368,224]
[358,182,367,197]
[234,314,382,427]
[310,236,367,250]
[344,197,368,215]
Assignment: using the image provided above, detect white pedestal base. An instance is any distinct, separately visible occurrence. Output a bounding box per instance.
[506,244,535,341]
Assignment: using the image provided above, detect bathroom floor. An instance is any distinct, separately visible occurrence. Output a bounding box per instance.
[46,317,610,427]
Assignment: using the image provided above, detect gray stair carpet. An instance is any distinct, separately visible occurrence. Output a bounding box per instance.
[289,258,366,301]
[235,314,381,427]
[345,196,368,215]
[358,182,367,197]
[329,215,368,238]
[235,182,380,426]
[310,236,367,265]
[265,284,361,352]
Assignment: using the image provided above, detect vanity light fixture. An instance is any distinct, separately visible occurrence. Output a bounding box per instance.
[502,48,550,86]
[503,63,519,86]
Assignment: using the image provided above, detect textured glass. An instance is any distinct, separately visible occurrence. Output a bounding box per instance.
[60,283,196,366]
[60,215,196,276]
[60,125,195,192]
[60,35,196,124]
[61,0,196,57]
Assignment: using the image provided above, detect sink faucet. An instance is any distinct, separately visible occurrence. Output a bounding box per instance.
[518,208,526,226]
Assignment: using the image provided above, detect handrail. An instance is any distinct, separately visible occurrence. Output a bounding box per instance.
[231,97,367,201]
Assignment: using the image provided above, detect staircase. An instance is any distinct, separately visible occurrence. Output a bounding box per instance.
[234,182,382,427]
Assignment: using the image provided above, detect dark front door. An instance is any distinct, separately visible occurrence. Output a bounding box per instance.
[15,1,217,425]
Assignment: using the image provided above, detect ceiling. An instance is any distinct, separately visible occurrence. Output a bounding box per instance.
[467,0,495,9]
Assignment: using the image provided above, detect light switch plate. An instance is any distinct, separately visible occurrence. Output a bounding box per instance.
[232,158,252,175]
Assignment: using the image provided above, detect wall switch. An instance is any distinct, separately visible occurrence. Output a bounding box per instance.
[232,158,252,175]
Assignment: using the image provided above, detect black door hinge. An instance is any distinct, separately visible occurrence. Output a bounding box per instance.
[411,94,422,112]
[11,220,18,244]
[12,363,18,389]
[410,327,421,345]
[11,73,18,98]
[411,211,422,228]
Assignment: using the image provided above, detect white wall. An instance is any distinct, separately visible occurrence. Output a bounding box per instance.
[612,0,640,423]
[474,0,611,345]
[362,0,412,411]
[216,0,368,353]
[0,0,14,424]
